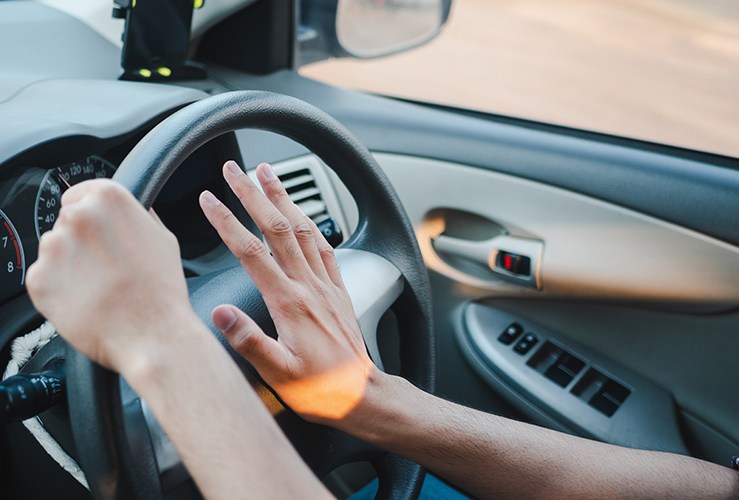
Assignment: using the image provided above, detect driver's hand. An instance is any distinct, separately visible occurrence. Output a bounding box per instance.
[200,161,378,426]
[26,180,196,373]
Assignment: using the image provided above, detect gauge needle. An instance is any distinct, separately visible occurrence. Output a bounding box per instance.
[55,169,72,190]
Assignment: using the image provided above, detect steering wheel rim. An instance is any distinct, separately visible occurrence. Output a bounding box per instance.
[65,91,436,499]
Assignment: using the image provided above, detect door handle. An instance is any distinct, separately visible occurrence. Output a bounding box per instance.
[432,234,543,289]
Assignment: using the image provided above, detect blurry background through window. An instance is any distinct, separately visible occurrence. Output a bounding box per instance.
[301,0,739,157]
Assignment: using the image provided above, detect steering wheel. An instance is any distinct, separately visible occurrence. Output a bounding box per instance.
[63,91,436,499]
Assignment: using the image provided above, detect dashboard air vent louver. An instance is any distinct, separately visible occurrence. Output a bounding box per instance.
[277,168,329,223]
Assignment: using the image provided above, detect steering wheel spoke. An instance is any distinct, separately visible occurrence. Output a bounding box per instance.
[335,249,403,371]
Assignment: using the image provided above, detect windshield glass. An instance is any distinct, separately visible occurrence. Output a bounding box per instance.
[302,0,739,158]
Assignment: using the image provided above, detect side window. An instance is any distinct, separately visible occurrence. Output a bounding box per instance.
[301,1,739,157]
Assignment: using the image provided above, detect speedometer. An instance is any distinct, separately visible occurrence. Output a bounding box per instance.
[0,209,25,287]
[34,156,116,238]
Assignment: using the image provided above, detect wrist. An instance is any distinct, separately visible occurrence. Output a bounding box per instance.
[337,367,417,445]
[114,308,208,387]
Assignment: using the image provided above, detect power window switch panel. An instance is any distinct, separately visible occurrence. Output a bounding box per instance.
[514,333,538,355]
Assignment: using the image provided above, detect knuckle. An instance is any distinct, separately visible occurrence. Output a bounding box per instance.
[236,234,265,259]
[38,229,65,257]
[69,206,99,234]
[96,180,124,199]
[93,180,129,209]
[25,264,43,296]
[293,220,314,241]
[263,215,292,238]
[232,331,260,356]
[319,242,335,259]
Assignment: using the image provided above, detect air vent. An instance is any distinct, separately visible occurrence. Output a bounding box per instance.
[277,167,330,223]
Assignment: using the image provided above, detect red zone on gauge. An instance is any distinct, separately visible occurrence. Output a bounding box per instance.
[1,209,25,287]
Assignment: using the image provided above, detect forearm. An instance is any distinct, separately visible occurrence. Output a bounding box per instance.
[122,313,331,500]
[345,372,739,500]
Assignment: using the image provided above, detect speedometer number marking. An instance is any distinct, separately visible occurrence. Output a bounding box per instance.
[34,155,116,239]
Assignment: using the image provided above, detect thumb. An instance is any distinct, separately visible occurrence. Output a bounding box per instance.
[212,305,288,377]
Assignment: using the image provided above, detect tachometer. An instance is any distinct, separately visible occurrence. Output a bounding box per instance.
[35,156,116,238]
[0,209,25,287]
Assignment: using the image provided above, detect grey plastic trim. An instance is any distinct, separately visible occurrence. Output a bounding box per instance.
[457,302,689,454]
[0,79,207,166]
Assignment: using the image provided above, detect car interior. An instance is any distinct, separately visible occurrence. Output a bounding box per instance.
[1,0,738,498]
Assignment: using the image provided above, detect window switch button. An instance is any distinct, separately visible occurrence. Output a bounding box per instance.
[498,323,523,345]
[514,333,538,355]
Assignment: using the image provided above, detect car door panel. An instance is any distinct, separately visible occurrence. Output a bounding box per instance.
[373,153,739,310]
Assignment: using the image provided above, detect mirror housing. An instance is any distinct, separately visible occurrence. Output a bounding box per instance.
[299,0,452,65]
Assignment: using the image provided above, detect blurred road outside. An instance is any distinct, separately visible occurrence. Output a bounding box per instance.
[301,0,739,157]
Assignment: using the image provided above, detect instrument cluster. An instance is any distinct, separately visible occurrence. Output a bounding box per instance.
[0,155,117,304]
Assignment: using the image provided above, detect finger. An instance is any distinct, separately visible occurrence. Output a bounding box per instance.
[255,163,328,280]
[222,161,310,279]
[306,217,345,288]
[212,304,291,380]
[199,190,289,296]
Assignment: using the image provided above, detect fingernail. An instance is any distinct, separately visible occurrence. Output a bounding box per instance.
[260,163,277,181]
[214,306,238,332]
[225,161,242,176]
[201,190,221,206]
